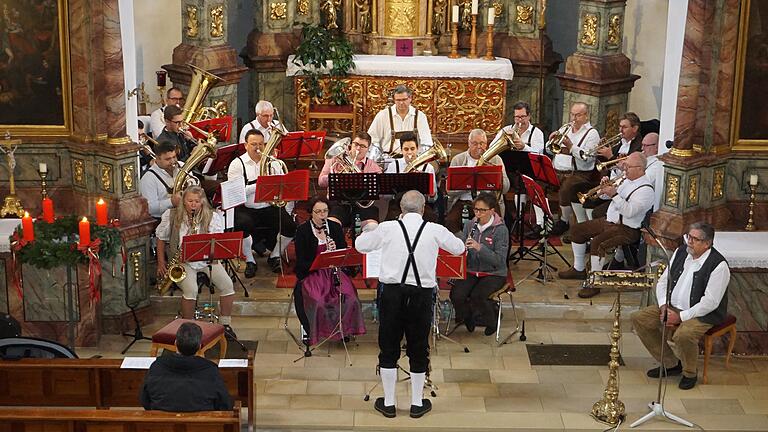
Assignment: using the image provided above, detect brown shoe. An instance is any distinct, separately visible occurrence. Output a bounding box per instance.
[558,267,587,280]
[577,287,602,298]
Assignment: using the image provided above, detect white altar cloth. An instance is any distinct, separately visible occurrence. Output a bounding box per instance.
[286,54,514,80]
[0,219,21,253]
[713,231,768,269]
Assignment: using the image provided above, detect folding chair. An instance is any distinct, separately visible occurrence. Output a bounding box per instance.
[489,269,526,346]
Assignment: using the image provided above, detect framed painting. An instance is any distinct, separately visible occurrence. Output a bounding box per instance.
[0,0,71,136]
[731,0,768,150]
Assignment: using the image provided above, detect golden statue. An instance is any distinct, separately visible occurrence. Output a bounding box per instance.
[323,0,342,30]
[460,0,472,31]
[355,0,372,33]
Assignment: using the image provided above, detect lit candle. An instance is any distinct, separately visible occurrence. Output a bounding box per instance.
[471,0,478,15]
[488,7,495,25]
[452,5,459,23]
[750,174,759,186]
[22,212,34,242]
[39,162,47,174]
[41,197,55,223]
[96,198,108,226]
[156,70,167,87]
[79,217,91,247]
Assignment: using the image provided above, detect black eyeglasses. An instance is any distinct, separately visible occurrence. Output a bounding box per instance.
[473,207,491,213]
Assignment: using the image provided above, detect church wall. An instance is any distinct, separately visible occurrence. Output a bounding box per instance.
[132,0,181,110]
[623,0,668,120]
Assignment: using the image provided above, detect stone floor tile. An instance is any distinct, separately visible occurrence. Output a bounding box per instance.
[256,408,354,429]
[483,396,544,412]
[681,398,745,414]
[338,366,380,381]
[458,382,500,397]
[263,378,308,395]
[538,368,604,384]
[489,369,540,384]
[450,355,506,369]
[289,394,341,410]
[747,386,768,400]
[354,410,565,429]
[442,368,491,383]
[254,393,290,408]
[281,366,339,381]
[698,384,755,399]
[739,398,768,414]
[685,414,768,431]
[496,383,566,399]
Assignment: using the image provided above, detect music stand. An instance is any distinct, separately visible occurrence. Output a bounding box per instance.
[189,115,233,142]
[378,172,433,196]
[201,142,245,176]
[277,131,326,170]
[328,172,380,241]
[446,165,503,196]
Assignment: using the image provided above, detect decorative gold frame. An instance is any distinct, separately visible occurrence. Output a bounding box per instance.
[730,0,768,151]
[0,0,72,137]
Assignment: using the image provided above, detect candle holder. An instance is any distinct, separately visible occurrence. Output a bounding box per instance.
[483,24,495,60]
[39,169,48,199]
[448,22,461,59]
[468,15,479,59]
[745,183,757,231]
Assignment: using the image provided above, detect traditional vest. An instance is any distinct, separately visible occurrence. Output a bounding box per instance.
[668,245,728,325]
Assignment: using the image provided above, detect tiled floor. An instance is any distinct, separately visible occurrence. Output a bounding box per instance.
[87,247,768,431]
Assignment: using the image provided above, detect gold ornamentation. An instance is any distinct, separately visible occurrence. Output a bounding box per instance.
[298,0,310,15]
[669,147,695,157]
[322,0,342,30]
[460,0,472,31]
[493,1,503,18]
[186,5,199,38]
[516,5,533,24]
[100,163,113,192]
[607,14,621,47]
[210,5,224,38]
[580,13,599,47]
[590,290,626,426]
[0,138,24,218]
[122,164,135,193]
[270,2,287,20]
[385,0,418,36]
[665,174,680,207]
[213,99,228,116]
[688,175,699,206]
[712,167,725,200]
[72,159,85,186]
[605,105,620,135]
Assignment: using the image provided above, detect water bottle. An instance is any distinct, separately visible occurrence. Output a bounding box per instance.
[371,301,379,322]
[354,213,362,236]
[441,300,452,320]
[461,205,470,228]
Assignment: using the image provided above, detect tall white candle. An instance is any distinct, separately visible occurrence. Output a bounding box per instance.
[452,5,459,23]
[750,174,759,186]
[488,7,495,25]
[39,163,47,174]
[471,0,478,15]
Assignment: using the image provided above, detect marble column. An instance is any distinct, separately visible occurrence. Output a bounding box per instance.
[555,0,639,134]
[102,0,130,145]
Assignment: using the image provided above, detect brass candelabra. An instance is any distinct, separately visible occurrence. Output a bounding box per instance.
[448,22,461,59]
[483,24,495,61]
[468,15,478,59]
[591,290,626,426]
[745,183,757,231]
[39,169,48,199]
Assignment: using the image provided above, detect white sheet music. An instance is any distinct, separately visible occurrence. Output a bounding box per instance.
[120,357,157,369]
[218,359,249,368]
[220,176,246,210]
[225,208,235,229]
[363,249,382,278]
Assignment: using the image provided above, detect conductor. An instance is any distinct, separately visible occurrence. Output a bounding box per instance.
[355,190,465,419]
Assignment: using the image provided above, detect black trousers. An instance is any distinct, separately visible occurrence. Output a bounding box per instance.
[294,281,310,337]
[449,275,505,327]
[378,283,433,373]
[234,205,296,250]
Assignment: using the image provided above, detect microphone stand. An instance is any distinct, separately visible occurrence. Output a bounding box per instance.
[630,224,693,428]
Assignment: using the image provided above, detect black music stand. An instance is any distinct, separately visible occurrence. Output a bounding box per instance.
[328,172,380,241]
[378,172,432,196]
[183,231,247,351]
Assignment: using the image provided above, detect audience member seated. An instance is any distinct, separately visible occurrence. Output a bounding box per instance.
[140,321,233,412]
[450,193,509,336]
[140,141,182,221]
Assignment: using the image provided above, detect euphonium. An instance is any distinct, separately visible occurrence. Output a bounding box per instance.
[405,139,449,172]
[323,138,375,208]
[546,122,573,154]
[577,175,626,204]
[157,210,199,295]
[476,128,517,167]
[596,155,629,171]
[579,133,622,159]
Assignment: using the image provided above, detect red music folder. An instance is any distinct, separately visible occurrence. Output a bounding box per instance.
[189,115,233,142]
[181,231,244,262]
[202,142,245,175]
[310,248,364,271]
[447,165,503,191]
[254,169,311,203]
[277,131,326,159]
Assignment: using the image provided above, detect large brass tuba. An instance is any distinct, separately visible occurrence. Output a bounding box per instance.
[476,128,516,167]
[405,139,449,172]
[181,64,223,124]
[157,211,200,295]
[258,109,290,207]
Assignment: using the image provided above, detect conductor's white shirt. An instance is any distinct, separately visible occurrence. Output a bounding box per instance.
[355,212,465,288]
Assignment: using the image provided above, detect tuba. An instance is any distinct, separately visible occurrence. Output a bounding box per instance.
[405,139,449,172]
[476,129,516,167]
[546,122,573,154]
[181,64,223,124]
[258,109,290,207]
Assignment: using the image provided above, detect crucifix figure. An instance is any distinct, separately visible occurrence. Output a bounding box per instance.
[0,136,25,218]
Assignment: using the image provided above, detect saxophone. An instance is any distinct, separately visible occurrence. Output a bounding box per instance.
[157,210,199,295]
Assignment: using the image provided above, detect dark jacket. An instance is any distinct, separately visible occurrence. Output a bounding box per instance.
[158,128,196,162]
[460,213,509,277]
[294,219,347,281]
[140,353,232,412]
[669,245,729,325]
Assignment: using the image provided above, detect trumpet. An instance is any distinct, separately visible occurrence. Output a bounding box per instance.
[546,122,573,154]
[577,175,626,204]
[578,133,622,159]
[596,155,629,171]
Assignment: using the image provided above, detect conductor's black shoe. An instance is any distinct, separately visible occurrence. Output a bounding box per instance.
[679,375,698,390]
[223,325,238,340]
[484,325,497,336]
[646,361,682,378]
[410,399,432,418]
[244,262,257,278]
[374,397,396,418]
[267,257,282,273]
[464,316,476,333]
[550,220,569,236]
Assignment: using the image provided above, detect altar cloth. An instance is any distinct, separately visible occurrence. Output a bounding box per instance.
[713,231,768,269]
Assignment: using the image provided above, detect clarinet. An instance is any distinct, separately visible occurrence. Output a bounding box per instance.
[323,219,341,287]
[467,220,478,247]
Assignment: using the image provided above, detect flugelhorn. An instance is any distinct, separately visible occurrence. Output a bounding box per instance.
[577,175,626,204]
[579,133,622,159]
[546,122,573,154]
[596,155,629,171]
[405,139,449,172]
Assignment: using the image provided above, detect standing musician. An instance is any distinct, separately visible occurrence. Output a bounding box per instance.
[140,140,182,220]
[149,87,184,139]
[238,100,274,144]
[445,129,511,234]
[157,105,197,162]
[368,85,433,156]
[227,129,296,275]
[355,190,465,419]
[383,132,437,222]
[318,131,382,227]
[155,186,237,335]
[550,102,602,236]
[558,152,655,299]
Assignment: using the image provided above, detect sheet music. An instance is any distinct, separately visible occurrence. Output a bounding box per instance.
[202,158,215,175]
[120,357,157,369]
[220,176,246,210]
[218,359,249,368]
[364,249,382,278]
[225,207,235,229]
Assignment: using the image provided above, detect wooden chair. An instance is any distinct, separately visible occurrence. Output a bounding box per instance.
[701,314,737,384]
[151,319,227,359]
[489,269,526,346]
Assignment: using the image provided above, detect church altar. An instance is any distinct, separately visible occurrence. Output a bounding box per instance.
[289,55,513,139]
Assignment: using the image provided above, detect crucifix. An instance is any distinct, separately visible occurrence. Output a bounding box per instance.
[0,134,26,218]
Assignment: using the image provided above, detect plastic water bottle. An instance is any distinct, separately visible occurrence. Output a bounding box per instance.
[354,213,362,236]
[441,300,452,320]
[461,205,470,227]
[371,301,379,323]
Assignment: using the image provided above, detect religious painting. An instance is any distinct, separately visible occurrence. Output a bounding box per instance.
[0,0,71,136]
[732,0,768,149]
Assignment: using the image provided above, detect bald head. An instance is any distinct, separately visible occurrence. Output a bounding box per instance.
[400,190,425,215]
[642,133,659,157]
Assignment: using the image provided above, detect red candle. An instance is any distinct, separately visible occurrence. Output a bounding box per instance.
[42,197,55,223]
[79,217,90,247]
[22,212,34,242]
[96,198,108,226]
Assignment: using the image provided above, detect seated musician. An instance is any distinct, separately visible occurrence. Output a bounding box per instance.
[155,186,237,334]
[149,87,184,139]
[238,100,274,144]
[157,105,197,162]
[383,132,437,222]
[549,102,601,236]
[446,129,510,234]
[140,140,181,220]
[293,196,366,346]
[558,152,655,299]
[141,322,233,412]
[631,222,730,390]
[450,193,509,336]
[318,131,382,227]
[368,85,433,156]
[227,129,296,274]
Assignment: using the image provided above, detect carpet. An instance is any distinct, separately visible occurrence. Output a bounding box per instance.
[526,344,624,366]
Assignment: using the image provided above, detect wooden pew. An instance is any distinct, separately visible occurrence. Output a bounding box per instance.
[0,351,254,429]
[0,405,241,432]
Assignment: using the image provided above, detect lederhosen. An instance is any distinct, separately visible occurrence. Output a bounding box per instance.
[388,107,421,154]
[377,220,432,373]
[558,128,601,206]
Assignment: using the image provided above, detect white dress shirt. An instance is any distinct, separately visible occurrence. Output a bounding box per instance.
[655,248,731,322]
[368,105,433,154]
[645,155,664,210]
[238,121,271,144]
[156,210,225,271]
[605,174,654,228]
[494,124,545,154]
[226,153,285,210]
[149,107,166,138]
[384,158,437,195]
[552,122,601,171]
[140,164,181,218]
[355,212,465,288]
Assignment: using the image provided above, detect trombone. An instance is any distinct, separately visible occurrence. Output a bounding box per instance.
[138,134,159,159]
[578,133,622,159]
[596,155,629,171]
[577,175,625,204]
[546,122,573,154]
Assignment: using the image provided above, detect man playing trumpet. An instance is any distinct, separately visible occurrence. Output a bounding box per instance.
[558,152,655,299]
